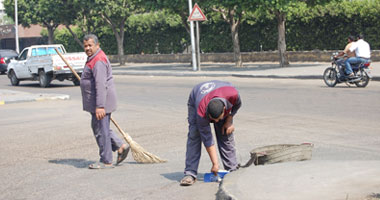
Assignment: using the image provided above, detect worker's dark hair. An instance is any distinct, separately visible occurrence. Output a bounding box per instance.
[348,35,355,42]
[356,33,364,40]
[83,34,99,45]
[207,99,224,119]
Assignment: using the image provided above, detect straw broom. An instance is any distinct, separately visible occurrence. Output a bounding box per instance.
[55,48,166,163]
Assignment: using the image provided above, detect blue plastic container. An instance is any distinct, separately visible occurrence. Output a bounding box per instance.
[204,171,229,182]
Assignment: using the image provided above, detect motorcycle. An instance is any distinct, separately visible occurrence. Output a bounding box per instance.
[323,53,372,87]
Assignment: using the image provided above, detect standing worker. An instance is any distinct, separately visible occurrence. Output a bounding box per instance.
[180,80,242,186]
[80,34,130,169]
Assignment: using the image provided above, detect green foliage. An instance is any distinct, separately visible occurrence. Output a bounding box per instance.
[4,0,380,54]
[286,0,380,50]
[54,28,84,52]
[200,20,232,52]
[4,0,66,27]
[125,11,187,54]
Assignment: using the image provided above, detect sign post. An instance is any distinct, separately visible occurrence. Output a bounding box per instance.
[187,0,197,71]
[188,3,206,71]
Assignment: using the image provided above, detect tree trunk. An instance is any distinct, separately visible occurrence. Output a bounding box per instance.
[46,25,55,44]
[179,12,190,34]
[276,11,289,68]
[113,26,125,65]
[116,35,125,65]
[103,14,126,65]
[229,12,242,68]
[212,7,242,68]
[65,25,84,49]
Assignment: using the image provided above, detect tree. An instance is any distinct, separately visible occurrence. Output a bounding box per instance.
[149,0,259,68]
[257,0,298,67]
[58,0,107,49]
[94,0,143,65]
[145,1,259,67]
[205,1,261,67]
[4,0,67,44]
[144,0,191,33]
[258,0,338,67]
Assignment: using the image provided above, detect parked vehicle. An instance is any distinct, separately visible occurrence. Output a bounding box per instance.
[323,52,372,88]
[0,49,18,74]
[7,44,86,87]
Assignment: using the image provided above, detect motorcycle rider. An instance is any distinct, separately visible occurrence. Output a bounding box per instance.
[334,36,356,59]
[344,34,371,77]
[334,35,356,67]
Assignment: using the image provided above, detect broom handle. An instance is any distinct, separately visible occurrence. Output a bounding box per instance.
[54,48,134,145]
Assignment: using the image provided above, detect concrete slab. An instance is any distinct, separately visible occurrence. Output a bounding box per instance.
[218,160,380,200]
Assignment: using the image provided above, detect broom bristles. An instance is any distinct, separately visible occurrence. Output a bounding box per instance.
[129,140,167,163]
[110,117,166,163]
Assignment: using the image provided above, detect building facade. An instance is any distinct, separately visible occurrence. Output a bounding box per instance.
[0,0,44,51]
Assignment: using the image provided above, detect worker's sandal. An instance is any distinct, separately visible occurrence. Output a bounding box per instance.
[180,175,196,186]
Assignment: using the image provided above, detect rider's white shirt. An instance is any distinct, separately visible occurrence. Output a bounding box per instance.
[349,39,371,59]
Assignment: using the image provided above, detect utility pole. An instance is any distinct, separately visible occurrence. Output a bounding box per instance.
[15,0,19,53]
[188,0,197,71]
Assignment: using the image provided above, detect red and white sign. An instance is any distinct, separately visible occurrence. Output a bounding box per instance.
[188,3,207,21]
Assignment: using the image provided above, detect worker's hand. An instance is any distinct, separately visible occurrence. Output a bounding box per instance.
[224,124,235,135]
[222,115,234,135]
[211,163,219,176]
[95,108,106,120]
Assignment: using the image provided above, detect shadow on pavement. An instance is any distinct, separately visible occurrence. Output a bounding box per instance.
[366,193,380,199]
[160,172,183,182]
[15,83,77,88]
[160,172,206,182]
[49,158,95,169]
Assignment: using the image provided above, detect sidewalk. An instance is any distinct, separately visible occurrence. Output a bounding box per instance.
[111,61,380,81]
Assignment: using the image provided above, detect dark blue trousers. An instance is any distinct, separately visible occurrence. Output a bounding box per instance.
[184,117,238,178]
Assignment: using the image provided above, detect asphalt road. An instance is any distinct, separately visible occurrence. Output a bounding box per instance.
[0,74,379,200]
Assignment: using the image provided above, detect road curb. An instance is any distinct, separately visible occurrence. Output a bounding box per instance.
[231,74,323,80]
[113,71,380,82]
[113,71,322,79]
[0,90,70,105]
[113,71,232,77]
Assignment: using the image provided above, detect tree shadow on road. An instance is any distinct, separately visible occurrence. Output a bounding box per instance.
[48,158,95,169]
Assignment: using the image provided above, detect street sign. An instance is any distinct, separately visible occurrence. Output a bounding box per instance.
[188,3,207,21]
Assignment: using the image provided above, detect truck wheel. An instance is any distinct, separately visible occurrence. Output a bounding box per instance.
[39,70,52,88]
[9,70,19,86]
[72,78,80,86]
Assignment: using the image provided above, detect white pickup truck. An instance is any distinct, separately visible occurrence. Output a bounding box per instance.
[7,44,87,87]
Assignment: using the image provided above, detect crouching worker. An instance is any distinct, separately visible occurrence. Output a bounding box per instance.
[81,34,130,169]
[180,80,242,186]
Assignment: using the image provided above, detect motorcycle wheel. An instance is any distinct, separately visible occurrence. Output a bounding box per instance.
[323,67,338,87]
[355,70,370,88]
